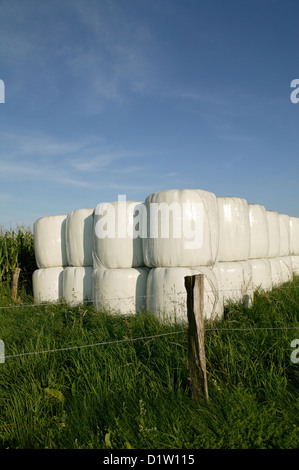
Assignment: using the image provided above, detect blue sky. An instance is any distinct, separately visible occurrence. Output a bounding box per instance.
[1,0,299,229]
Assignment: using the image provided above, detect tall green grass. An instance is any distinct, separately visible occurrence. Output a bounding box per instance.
[0,278,298,449]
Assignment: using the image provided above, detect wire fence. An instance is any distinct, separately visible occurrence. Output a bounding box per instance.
[2,324,299,361]
[1,282,299,311]
[0,281,298,437]
[2,330,186,361]
[0,320,298,431]
[0,322,298,364]
[0,283,299,363]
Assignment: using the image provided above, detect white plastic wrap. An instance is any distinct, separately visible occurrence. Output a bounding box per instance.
[278,256,293,283]
[248,259,272,292]
[217,196,250,261]
[34,215,68,268]
[65,209,94,267]
[146,266,223,322]
[291,255,299,276]
[289,216,299,255]
[63,267,93,306]
[278,214,290,257]
[33,267,64,303]
[266,211,280,259]
[248,204,269,259]
[268,258,282,287]
[213,261,253,307]
[94,200,144,269]
[93,267,149,315]
[142,189,219,268]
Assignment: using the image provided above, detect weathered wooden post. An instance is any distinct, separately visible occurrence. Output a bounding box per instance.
[184,274,209,403]
[11,267,20,301]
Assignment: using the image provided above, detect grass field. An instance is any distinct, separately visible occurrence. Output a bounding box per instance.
[0,275,298,449]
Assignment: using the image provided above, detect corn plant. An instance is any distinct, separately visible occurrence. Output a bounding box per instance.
[0,226,36,290]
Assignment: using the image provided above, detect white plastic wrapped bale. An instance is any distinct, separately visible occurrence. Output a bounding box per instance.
[65,209,94,267]
[269,258,282,287]
[248,259,272,292]
[278,214,290,257]
[34,215,68,268]
[63,267,93,306]
[289,217,299,255]
[93,267,149,315]
[266,211,280,259]
[248,204,269,259]
[33,267,64,304]
[94,200,144,269]
[278,256,293,284]
[213,261,253,307]
[291,256,299,276]
[143,189,219,268]
[146,266,223,323]
[217,196,250,261]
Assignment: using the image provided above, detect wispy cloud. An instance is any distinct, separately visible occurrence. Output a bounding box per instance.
[0,0,157,110]
[1,131,84,157]
[69,0,154,99]
[174,89,227,107]
[0,160,94,188]
[70,150,131,172]
[109,183,154,192]
[0,130,149,189]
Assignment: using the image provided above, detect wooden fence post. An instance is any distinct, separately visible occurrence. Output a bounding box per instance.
[184,274,209,403]
[11,267,20,301]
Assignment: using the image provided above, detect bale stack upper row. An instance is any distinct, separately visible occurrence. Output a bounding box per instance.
[32,189,299,322]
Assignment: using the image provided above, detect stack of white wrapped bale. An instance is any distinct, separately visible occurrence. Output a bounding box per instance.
[143,189,222,322]
[290,217,299,276]
[93,200,149,315]
[144,191,299,324]
[216,197,254,307]
[265,210,294,285]
[247,203,272,293]
[277,213,293,283]
[63,209,94,306]
[33,209,95,306]
[33,215,67,303]
[32,188,299,320]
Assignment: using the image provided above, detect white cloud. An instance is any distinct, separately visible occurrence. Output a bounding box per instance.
[1,131,85,157]
[65,0,156,101]
[0,129,150,190]
[0,0,157,110]
[0,160,94,188]
[70,150,130,172]
[175,89,227,106]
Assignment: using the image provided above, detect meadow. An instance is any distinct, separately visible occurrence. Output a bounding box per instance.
[0,228,298,449]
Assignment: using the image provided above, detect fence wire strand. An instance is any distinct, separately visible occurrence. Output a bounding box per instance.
[0,280,299,362]
[3,330,186,360]
[1,324,299,363]
[1,283,299,310]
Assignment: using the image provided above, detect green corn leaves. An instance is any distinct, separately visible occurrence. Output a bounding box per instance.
[0,226,36,288]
